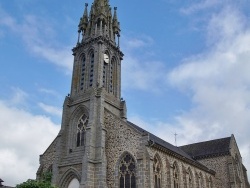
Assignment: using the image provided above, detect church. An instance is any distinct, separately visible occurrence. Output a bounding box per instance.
[37,0,250,187]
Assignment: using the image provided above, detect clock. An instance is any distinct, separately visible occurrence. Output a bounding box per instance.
[104,53,109,64]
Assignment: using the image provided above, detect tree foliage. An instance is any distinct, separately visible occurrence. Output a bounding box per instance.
[16,172,57,188]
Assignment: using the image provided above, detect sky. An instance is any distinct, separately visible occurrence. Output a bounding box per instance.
[1,0,250,186]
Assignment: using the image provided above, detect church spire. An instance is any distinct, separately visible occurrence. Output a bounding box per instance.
[77,0,120,44]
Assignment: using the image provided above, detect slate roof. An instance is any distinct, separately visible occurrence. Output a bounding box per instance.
[127,121,215,174]
[180,136,231,159]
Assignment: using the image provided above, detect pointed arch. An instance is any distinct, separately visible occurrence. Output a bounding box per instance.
[59,167,81,188]
[103,50,110,89]
[182,165,186,188]
[76,113,89,147]
[87,49,95,87]
[109,56,117,95]
[68,105,90,150]
[186,167,194,188]
[207,176,213,188]
[195,171,204,188]
[68,178,80,188]
[117,151,137,188]
[172,161,180,188]
[153,153,162,188]
[199,172,204,188]
[165,157,171,188]
[195,172,199,188]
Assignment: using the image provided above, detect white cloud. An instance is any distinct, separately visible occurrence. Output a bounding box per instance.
[38,88,60,97]
[121,35,168,92]
[0,100,59,186]
[38,102,62,117]
[168,5,250,179]
[180,0,224,15]
[8,87,29,107]
[0,8,73,74]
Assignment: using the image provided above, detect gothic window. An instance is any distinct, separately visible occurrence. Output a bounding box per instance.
[103,62,106,86]
[153,156,161,188]
[110,59,114,93]
[208,177,212,188]
[76,114,88,147]
[173,163,179,188]
[103,52,109,88]
[195,173,199,188]
[89,52,94,87]
[80,55,86,90]
[119,154,136,188]
[198,173,203,188]
[187,168,193,188]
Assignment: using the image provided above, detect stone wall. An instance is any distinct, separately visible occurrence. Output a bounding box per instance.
[104,110,215,188]
[37,138,58,178]
[198,156,229,188]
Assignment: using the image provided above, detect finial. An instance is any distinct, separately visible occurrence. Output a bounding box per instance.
[85,3,88,7]
[114,7,117,11]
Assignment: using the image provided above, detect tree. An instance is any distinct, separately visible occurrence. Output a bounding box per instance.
[16,172,57,188]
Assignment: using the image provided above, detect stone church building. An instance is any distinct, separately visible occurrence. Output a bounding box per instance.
[37,0,250,187]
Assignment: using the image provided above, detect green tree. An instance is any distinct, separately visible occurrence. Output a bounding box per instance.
[16,172,57,188]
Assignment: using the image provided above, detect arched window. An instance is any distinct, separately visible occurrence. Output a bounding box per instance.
[153,155,161,188]
[76,114,88,147]
[109,58,114,93]
[208,176,212,188]
[119,153,136,188]
[68,178,80,188]
[103,52,109,89]
[199,173,204,188]
[186,168,193,188]
[80,55,86,90]
[89,52,94,87]
[173,163,179,188]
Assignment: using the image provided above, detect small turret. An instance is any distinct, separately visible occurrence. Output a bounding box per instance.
[78,3,89,32]
[112,7,120,36]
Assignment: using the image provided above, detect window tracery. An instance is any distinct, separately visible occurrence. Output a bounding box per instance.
[198,173,203,188]
[76,114,88,147]
[119,154,136,188]
[208,176,212,188]
[187,168,193,188]
[153,156,161,188]
[173,163,179,188]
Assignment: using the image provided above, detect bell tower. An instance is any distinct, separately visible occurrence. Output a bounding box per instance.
[51,0,126,187]
[71,0,123,99]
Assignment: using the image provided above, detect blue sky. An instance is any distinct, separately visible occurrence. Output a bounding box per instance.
[1,0,250,186]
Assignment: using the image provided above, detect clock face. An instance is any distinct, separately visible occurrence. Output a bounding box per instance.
[104,53,109,64]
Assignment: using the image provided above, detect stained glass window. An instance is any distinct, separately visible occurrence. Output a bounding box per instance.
[187,168,193,188]
[119,154,136,188]
[76,114,88,147]
[173,163,179,188]
[153,156,161,188]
